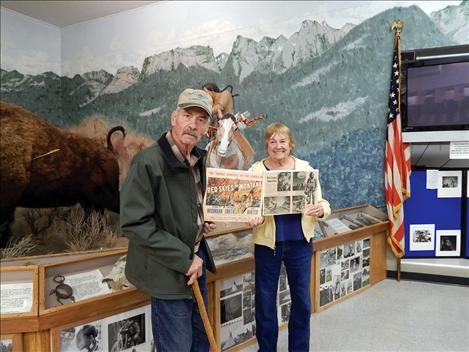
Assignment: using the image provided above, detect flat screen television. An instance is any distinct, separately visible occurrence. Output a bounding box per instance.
[401,45,469,142]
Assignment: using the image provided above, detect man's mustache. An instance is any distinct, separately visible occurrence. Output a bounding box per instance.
[184,128,199,138]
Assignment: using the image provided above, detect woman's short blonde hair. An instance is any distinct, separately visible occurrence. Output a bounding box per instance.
[264,123,296,151]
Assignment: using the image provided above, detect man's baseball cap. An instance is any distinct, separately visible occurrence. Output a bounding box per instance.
[177,88,213,119]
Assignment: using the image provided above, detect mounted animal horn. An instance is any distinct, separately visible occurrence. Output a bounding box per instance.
[107,126,126,152]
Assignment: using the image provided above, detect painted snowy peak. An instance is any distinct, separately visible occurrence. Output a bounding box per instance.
[70,69,113,107]
[216,53,229,71]
[289,20,355,65]
[431,1,469,44]
[228,20,354,81]
[80,69,113,85]
[0,70,59,92]
[101,66,140,94]
[140,45,219,78]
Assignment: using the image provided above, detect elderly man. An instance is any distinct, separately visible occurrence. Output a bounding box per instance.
[120,88,217,352]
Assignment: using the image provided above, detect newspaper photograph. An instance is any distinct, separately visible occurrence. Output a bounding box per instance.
[204,168,263,222]
[220,272,256,351]
[262,170,318,216]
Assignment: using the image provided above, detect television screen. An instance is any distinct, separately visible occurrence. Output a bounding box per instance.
[405,61,469,129]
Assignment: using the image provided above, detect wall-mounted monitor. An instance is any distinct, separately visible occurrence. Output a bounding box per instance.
[401,45,469,142]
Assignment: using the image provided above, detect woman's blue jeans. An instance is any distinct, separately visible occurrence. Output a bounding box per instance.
[151,247,209,352]
[255,240,312,352]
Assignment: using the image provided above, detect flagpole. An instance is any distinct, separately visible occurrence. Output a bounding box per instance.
[391,19,404,282]
[392,20,403,110]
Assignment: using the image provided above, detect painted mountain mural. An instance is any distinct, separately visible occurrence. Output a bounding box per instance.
[1,4,467,210]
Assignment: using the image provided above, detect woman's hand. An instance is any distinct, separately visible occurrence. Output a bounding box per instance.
[304,204,324,218]
[247,216,265,227]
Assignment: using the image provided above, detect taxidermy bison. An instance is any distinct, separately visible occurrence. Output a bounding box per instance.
[0,101,121,247]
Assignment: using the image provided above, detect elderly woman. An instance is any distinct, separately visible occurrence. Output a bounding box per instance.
[248,122,330,352]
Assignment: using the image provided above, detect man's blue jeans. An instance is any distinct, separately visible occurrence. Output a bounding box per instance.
[255,240,312,352]
[151,248,209,352]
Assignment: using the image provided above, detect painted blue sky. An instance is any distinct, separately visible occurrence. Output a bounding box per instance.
[0,1,462,76]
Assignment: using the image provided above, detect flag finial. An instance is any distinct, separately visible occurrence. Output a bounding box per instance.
[391,20,404,33]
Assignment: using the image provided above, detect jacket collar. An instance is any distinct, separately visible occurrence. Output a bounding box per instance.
[157,132,205,167]
[157,132,207,188]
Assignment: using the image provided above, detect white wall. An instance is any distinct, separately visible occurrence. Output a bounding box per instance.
[1,7,61,75]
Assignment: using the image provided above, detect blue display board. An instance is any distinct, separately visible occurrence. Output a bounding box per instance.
[404,170,463,257]
[465,186,469,258]
[466,199,469,258]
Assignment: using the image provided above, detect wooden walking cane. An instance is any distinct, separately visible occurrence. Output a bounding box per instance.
[193,280,219,352]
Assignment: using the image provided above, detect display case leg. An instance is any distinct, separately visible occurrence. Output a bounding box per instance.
[193,280,219,352]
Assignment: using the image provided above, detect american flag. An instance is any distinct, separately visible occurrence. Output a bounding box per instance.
[384,30,411,258]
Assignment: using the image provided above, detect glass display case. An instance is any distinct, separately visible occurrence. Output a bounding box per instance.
[0,265,39,335]
[312,204,388,312]
[1,249,149,352]
[0,205,388,351]
[206,204,388,351]
[38,249,148,331]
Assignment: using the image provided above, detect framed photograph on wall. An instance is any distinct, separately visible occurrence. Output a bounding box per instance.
[437,171,462,198]
[436,230,461,257]
[409,224,435,251]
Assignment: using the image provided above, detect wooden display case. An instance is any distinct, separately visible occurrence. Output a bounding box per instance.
[50,302,152,352]
[0,205,387,352]
[38,248,149,330]
[312,204,388,312]
[0,333,24,352]
[0,247,127,268]
[207,227,256,351]
[1,248,150,352]
[0,265,39,334]
[207,227,290,352]
[206,204,388,350]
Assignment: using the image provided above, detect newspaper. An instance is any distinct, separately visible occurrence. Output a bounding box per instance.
[204,168,263,222]
[63,269,112,302]
[0,282,34,313]
[262,169,318,216]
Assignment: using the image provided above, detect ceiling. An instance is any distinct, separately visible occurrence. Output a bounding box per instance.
[1,1,159,27]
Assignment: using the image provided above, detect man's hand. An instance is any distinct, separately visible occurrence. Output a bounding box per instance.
[186,254,203,285]
[247,216,264,227]
[304,204,324,217]
[204,221,217,233]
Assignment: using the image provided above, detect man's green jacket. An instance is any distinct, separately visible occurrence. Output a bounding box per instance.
[120,133,216,300]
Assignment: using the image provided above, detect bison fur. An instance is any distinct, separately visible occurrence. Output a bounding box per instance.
[0,101,120,247]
